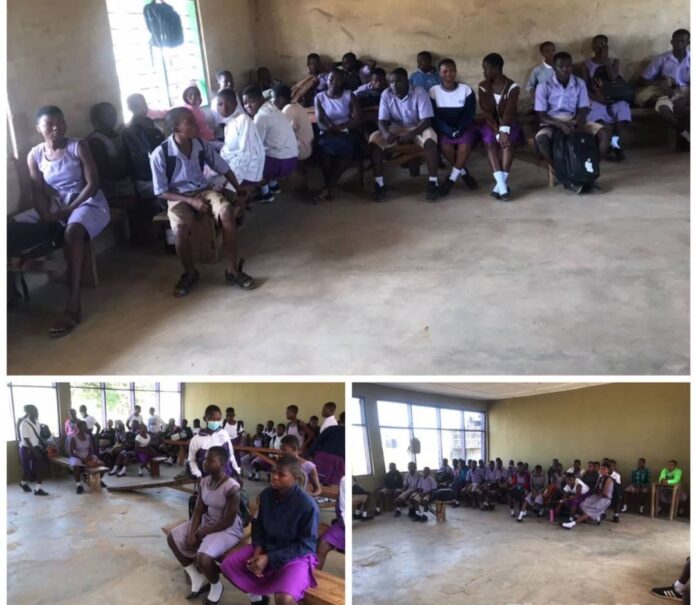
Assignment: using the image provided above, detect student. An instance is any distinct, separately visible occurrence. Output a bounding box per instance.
[651,558,690,602]
[436,458,454,484]
[270,423,286,450]
[313,69,364,203]
[461,460,485,507]
[509,462,530,522]
[223,407,243,441]
[263,421,277,444]
[179,419,194,441]
[280,435,321,497]
[126,405,144,430]
[18,405,49,496]
[637,29,690,147]
[188,405,243,481]
[543,461,565,509]
[182,85,215,142]
[192,419,202,435]
[271,84,314,162]
[621,457,651,514]
[101,420,125,469]
[580,34,631,161]
[355,67,388,106]
[411,467,437,521]
[111,420,139,476]
[98,420,116,450]
[582,461,599,491]
[78,404,101,448]
[534,52,610,191]
[220,455,320,605]
[526,41,557,95]
[430,58,479,197]
[566,459,585,477]
[216,88,265,192]
[87,101,133,199]
[376,462,404,514]
[319,402,338,433]
[64,408,79,440]
[133,423,158,477]
[291,53,329,106]
[150,107,255,296]
[308,412,345,486]
[410,51,441,91]
[657,459,687,513]
[608,459,623,522]
[243,86,299,203]
[369,67,440,201]
[210,70,244,139]
[258,66,282,99]
[521,464,548,517]
[478,53,525,201]
[563,462,614,529]
[285,405,311,452]
[340,52,363,91]
[394,461,420,516]
[556,472,590,522]
[317,476,345,570]
[69,420,105,493]
[167,447,244,603]
[241,424,266,480]
[147,407,165,434]
[26,105,110,337]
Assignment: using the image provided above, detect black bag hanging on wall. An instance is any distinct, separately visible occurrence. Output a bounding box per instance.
[143,1,184,48]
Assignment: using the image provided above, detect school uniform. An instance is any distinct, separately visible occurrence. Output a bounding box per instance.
[19,418,45,483]
[412,475,438,505]
[135,433,154,465]
[409,69,441,91]
[509,471,531,500]
[369,86,438,149]
[320,415,338,433]
[378,469,404,504]
[314,89,361,157]
[286,422,305,449]
[150,135,234,234]
[301,459,318,491]
[525,473,548,506]
[126,413,144,428]
[208,92,245,139]
[311,425,345,486]
[147,414,165,434]
[282,102,314,161]
[525,62,555,93]
[584,58,632,126]
[321,476,345,552]
[397,471,421,503]
[223,421,242,441]
[218,112,265,185]
[579,475,614,521]
[563,478,590,507]
[221,484,319,602]
[566,466,585,478]
[478,78,525,147]
[430,82,478,146]
[253,102,299,179]
[87,129,135,198]
[638,49,690,112]
[68,433,94,468]
[242,435,265,473]
[188,428,242,479]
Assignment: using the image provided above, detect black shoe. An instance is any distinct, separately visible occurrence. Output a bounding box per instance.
[461,172,479,190]
[564,183,584,195]
[613,514,620,523]
[76,485,84,494]
[394,509,401,518]
[20,483,31,493]
[174,270,200,297]
[34,488,49,496]
[450,502,460,508]
[374,509,382,516]
[489,189,501,200]
[407,509,417,518]
[186,584,211,600]
[354,512,362,519]
[411,513,421,521]
[612,146,626,162]
[374,183,387,202]
[257,598,271,605]
[425,181,439,202]
[100,481,107,488]
[651,585,684,601]
[439,179,455,197]
[225,265,256,290]
[419,514,428,522]
[499,190,512,202]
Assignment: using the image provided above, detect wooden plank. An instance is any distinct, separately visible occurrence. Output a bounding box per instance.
[305,570,345,605]
[107,477,195,493]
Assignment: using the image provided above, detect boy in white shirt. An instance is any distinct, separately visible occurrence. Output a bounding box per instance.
[79,405,101,436]
[147,407,165,434]
[127,405,144,430]
[19,405,49,495]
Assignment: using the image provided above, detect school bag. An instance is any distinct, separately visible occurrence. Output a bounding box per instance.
[593,66,635,104]
[552,130,600,190]
[143,1,184,48]
[123,121,165,183]
[160,137,205,185]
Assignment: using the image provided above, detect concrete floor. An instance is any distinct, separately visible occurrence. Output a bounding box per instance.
[7,473,343,605]
[7,147,689,375]
[353,505,690,605]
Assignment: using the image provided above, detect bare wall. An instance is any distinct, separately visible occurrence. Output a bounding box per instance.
[251,0,689,90]
[488,383,690,491]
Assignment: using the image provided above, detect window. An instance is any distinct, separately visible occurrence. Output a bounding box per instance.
[7,382,60,441]
[376,399,486,470]
[106,0,209,118]
[350,397,372,476]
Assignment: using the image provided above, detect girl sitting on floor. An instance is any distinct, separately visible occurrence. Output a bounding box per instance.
[221,455,319,605]
[563,462,614,529]
[317,476,345,570]
[68,420,106,494]
[279,435,322,497]
[167,446,245,604]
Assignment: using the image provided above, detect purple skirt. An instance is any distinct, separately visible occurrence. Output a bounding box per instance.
[136,450,152,465]
[314,451,345,486]
[221,544,318,601]
[263,156,298,180]
[321,523,345,553]
[439,123,478,146]
[480,123,525,146]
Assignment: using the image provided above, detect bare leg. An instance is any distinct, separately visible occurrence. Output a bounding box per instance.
[595,127,611,158]
[486,144,503,172]
[502,146,515,173]
[453,143,473,170]
[63,223,87,314]
[219,205,240,274]
[423,140,439,177]
[316,538,333,570]
[440,142,456,166]
[658,105,683,131]
[275,593,298,605]
[535,133,553,164]
[369,143,385,177]
[167,533,195,568]
[326,157,352,195]
[173,223,195,274]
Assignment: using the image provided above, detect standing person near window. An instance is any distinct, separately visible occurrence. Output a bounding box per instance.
[18,405,49,496]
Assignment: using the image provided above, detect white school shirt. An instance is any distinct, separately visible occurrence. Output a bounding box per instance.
[563,478,590,495]
[208,92,244,138]
[271,434,285,450]
[127,413,144,428]
[220,112,265,183]
[19,418,41,448]
[566,466,585,477]
[193,427,201,435]
[418,475,438,494]
[223,421,241,440]
[403,472,420,491]
[611,471,621,485]
[188,430,241,478]
[147,415,165,434]
[338,476,346,524]
[253,102,299,160]
[282,103,314,160]
[81,414,98,432]
[320,415,337,434]
[135,434,151,447]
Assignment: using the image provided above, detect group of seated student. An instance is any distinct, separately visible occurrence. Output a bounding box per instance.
[12,30,688,334]
[373,456,687,526]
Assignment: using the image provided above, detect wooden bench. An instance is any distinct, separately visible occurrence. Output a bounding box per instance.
[153,210,221,263]
[161,438,190,466]
[49,455,109,492]
[147,456,169,478]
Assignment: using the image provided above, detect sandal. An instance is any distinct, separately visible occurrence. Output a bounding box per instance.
[225,259,256,290]
[49,308,82,338]
[173,270,200,297]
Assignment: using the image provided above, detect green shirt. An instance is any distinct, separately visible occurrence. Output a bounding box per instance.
[659,467,682,484]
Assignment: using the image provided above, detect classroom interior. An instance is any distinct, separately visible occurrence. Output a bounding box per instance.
[351,382,690,605]
[6,0,689,376]
[6,381,345,604]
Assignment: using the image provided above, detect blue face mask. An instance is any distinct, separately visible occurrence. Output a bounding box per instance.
[207,421,222,431]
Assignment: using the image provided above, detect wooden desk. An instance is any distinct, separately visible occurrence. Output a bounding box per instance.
[161,439,190,466]
[651,482,682,521]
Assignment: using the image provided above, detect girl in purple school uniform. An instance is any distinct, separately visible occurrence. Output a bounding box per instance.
[280,435,322,497]
[135,423,157,477]
[68,420,106,494]
[25,106,110,337]
[316,475,345,569]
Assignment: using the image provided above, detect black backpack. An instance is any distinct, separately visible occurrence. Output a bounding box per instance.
[123,121,165,182]
[160,137,205,185]
[552,130,600,189]
[593,66,635,104]
[143,1,184,48]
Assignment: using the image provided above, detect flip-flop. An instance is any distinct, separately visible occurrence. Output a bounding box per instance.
[49,308,82,338]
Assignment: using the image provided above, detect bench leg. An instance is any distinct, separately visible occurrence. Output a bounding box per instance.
[150,461,161,478]
[85,472,101,493]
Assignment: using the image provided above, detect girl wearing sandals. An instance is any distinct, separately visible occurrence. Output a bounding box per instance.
[26,105,110,337]
[167,446,245,604]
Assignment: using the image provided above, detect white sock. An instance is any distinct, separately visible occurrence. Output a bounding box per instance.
[518,511,524,520]
[376,507,381,513]
[610,135,621,149]
[362,510,368,518]
[75,481,81,487]
[31,483,37,491]
[209,581,223,601]
[260,185,270,195]
[459,167,468,176]
[184,563,206,592]
[375,176,384,187]
[493,171,507,194]
[249,595,264,603]
[449,167,462,181]
[502,171,509,183]
[675,581,686,595]
[428,176,438,183]
[680,130,690,142]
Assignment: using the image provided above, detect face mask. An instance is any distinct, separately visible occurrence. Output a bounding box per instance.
[207,421,222,431]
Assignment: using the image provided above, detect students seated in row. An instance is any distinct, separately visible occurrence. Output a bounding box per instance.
[258,66,282,99]
[580,34,631,162]
[638,29,690,148]
[534,52,610,192]
[317,476,345,570]
[519,465,547,518]
[221,454,320,605]
[566,459,584,477]
[525,41,556,96]
[563,462,614,529]
[370,68,440,201]
[210,70,244,139]
[375,462,404,514]
[280,434,322,497]
[394,461,420,516]
[110,420,139,476]
[479,53,525,200]
[621,457,650,514]
[150,107,255,297]
[555,472,590,523]
[509,461,530,522]
[183,85,215,142]
[188,405,243,481]
[436,458,454,484]
[355,67,388,106]
[168,447,244,603]
[340,52,363,91]
[291,52,329,107]
[314,69,363,203]
[430,58,478,197]
[409,50,441,90]
[87,102,134,200]
[26,106,110,337]
[243,86,299,203]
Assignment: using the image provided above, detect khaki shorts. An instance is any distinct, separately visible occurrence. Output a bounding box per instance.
[368,125,438,150]
[535,113,605,140]
[636,85,690,112]
[167,188,231,231]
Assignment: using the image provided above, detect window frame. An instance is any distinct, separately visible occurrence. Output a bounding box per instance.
[351,396,373,476]
[7,382,60,441]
